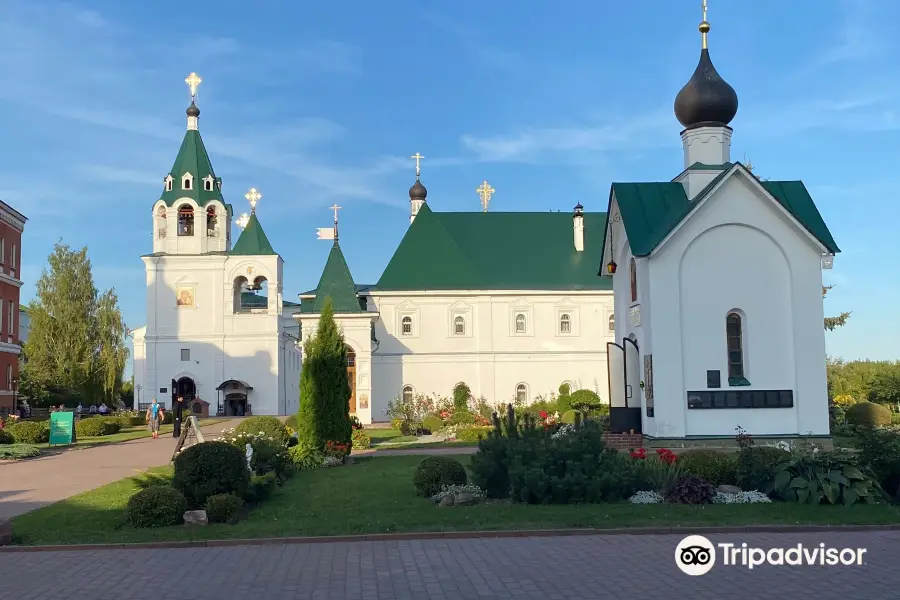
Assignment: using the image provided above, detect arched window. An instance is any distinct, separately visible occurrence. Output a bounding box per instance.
[515,383,528,404]
[206,207,217,237]
[515,313,526,334]
[726,312,745,379]
[204,176,214,191]
[164,175,173,192]
[346,346,356,367]
[402,385,413,403]
[401,316,412,336]
[559,313,571,334]
[608,313,615,332]
[177,205,194,236]
[454,315,465,336]
[182,174,193,190]
[630,258,637,302]
[156,206,167,239]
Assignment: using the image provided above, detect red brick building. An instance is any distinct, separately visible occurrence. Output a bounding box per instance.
[0,200,27,412]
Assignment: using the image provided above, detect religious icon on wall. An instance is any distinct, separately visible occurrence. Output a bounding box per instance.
[360,395,369,409]
[176,286,195,307]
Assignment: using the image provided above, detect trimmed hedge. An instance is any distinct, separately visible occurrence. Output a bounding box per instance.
[8,421,49,444]
[75,418,120,437]
[173,441,250,508]
[455,426,493,442]
[412,456,467,497]
[126,485,187,528]
[422,415,443,434]
[846,402,892,428]
[205,493,244,524]
[677,449,737,486]
[234,416,290,446]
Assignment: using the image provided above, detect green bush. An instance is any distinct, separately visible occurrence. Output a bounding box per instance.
[854,428,900,500]
[246,472,277,503]
[450,410,475,426]
[205,493,244,524]
[234,416,290,446]
[285,414,299,431]
[0,429,13,444]
[75,418,120,437]
[413,456,467,497]
[351,428,371,449]
[664,475,715,504]
[453,382,471,413]
[568,389,604,413]
[162,410,174,425]
[0,443,41,460]
[455,426,493,442]
[172,441,250,508]
[288,444,324,470]
[9,420,49,444]
[560,410,578,424]
[126,485,187,528]
[845,402,892,428]
[422,415,443,434]
[769,449,882,505]
[736,446,789,491]
[677,450,737,486]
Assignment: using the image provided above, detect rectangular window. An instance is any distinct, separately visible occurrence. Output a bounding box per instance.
[0,299,4,336]
[181,349,190,361]
[5,365,10,389]
[10,245,15,269]
[0,238,5,264]
[7,301,12,338]
[726,315,744,379]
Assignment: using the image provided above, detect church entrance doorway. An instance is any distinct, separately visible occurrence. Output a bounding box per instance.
[173,377,196,404]
[216,380,253,417]
[346,346,356,414]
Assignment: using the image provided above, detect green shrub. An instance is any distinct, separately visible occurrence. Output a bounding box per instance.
[422,415,443,434]
[75,418,120,437]
[9,420,49,444]
[234,416,290,446]
[205,493,244,524]
[769,449,882,505]
[568,389,604,413]
[736,446,788,491]
[246,472,277,503]
[172,441,250,508]
[0,429,13,444]
[126,485,187,528]
[455,426,493,442]
[453,382,471,413]
[390,418,403,431]
[845,402,892,428]
[285,414,299,431]
[288,444,324,470]
[0,443,41,460]
[351,428,371,449]
[450,410,475,426]
[413,456,467,497]
[560,410,578,424]
[852,428,900,500]
[677,450,737,486]
[893,413,900,426]
[162,410,174,425]
[664,475,715,504]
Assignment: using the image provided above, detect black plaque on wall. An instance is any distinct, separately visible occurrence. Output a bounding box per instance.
[706,370,721,389]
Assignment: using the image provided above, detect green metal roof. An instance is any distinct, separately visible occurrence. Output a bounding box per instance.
[159,130,224,207]
[231,213,277,256]
[373,203,612,291]
[600,162,839,261]
[303,242,365,313]
[239,292,299,308]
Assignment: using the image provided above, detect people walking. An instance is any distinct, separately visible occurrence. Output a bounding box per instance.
[146,398,163,440]
[172,396,185,438]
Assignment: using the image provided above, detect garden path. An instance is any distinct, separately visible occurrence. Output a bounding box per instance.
[0,530,893,599]
[0,418,241,520]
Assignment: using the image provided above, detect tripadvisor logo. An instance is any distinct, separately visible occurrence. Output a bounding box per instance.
[675,535,867,575]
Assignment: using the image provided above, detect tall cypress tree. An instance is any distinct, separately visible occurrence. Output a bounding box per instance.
[297,298,352,449]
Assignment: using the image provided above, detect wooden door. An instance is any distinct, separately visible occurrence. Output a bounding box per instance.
[347,367,357,413]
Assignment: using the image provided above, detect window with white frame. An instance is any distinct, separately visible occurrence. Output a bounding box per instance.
[181,348,190,362]
[401,316,413,336]
[515,383,528,404]
[515,313,527,334]
[402,385,413,403]
[608,313,615,332]
[203,176,214,191]
[10,244,16,269]
[165,175,173,192]
[182,173,193,190]
[559,313,571,334]
[454,315,465,336]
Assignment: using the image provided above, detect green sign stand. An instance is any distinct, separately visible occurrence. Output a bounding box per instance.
[49,411,76,446]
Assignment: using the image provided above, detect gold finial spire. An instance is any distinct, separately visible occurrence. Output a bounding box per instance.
[476,180,495,212]
[185,72,202,101]
[330,204,342,240]
[410,152,425,178]
[699,0,710,50]
[245,188,262,213]
[236,213,250,229]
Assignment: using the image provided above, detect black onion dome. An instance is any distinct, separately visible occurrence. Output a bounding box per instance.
[574,202,584,212]
[409,179,427,200]
[674,49,738,129]
[186,102,200,118]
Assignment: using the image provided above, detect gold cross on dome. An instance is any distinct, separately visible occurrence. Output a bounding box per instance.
[409,152,425,177]
[236,213,250,229]
[185,72,202,99]
[245,188,262,212]
[476,180,495,212]
[701,0,707,22]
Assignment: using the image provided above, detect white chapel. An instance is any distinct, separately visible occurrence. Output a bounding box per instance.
[134,6,839,442]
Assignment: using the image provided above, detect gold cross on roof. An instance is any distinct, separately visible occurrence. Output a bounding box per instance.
[476,180,495,212]
[330,203,342,224]
[409,152,425,177]
[236,213,250,229]
[185,72,202,99]
[245,188,262,212]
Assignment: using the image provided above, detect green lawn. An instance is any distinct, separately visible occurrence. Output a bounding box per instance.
[73,418,232,448]
[366,428,417,446]
[11,455,900,546]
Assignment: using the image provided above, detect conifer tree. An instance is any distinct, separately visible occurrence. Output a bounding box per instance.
[296,298,352,449]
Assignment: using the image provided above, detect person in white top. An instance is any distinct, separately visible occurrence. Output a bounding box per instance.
[98,403,109,414]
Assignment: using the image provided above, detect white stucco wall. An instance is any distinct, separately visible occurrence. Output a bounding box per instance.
[646,171,829,437]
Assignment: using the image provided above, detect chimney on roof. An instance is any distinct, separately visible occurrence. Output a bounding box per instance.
[573,203,584,252]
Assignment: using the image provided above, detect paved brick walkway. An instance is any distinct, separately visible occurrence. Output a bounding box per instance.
[0,419,241,520]
[1,530,896,599]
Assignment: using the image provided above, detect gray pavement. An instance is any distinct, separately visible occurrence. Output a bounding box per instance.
[1,530,898,599]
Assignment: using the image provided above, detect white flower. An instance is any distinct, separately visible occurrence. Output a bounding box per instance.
[431,484,485,503]
[629,491,663,504]
[713,490,771,504]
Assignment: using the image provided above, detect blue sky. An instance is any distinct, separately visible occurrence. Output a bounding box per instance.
[1,0,897,362]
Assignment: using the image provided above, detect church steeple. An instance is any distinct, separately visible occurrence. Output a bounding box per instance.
[232,188,277,256]
[408,152,427,224]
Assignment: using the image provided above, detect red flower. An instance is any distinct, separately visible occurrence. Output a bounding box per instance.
[655,448,677,465]
[539,410,548,420]
[630,447,647,460]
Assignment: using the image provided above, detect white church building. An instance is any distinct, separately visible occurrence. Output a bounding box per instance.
[134,6,838,441]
